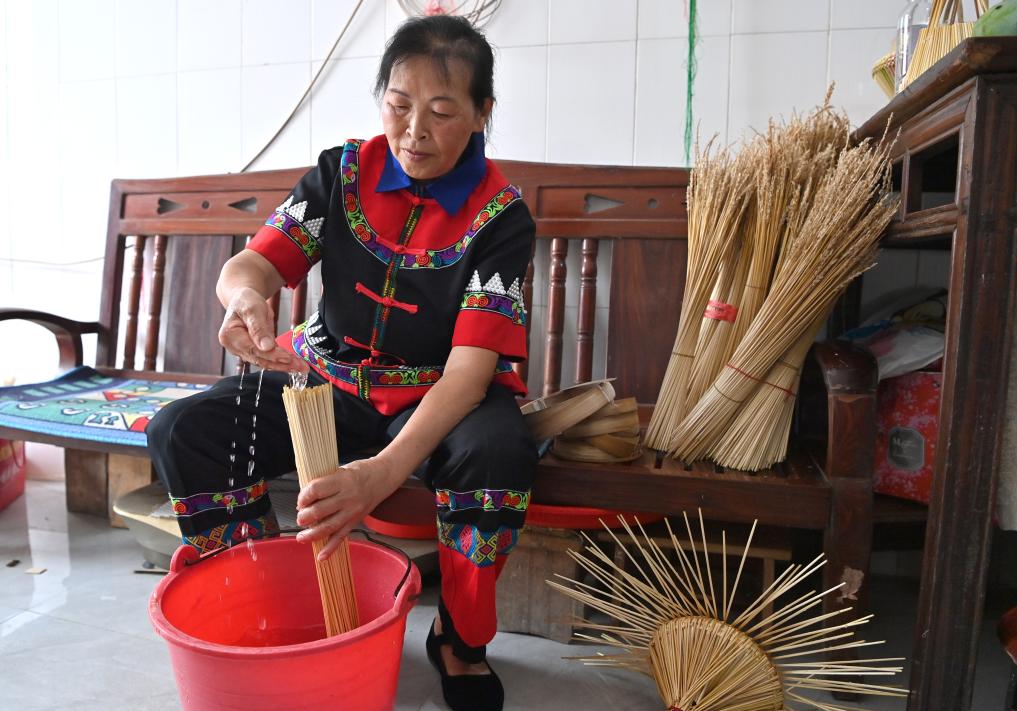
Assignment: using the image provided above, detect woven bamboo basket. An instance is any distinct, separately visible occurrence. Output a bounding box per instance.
[900,0,988,90]
[871,49,896,98]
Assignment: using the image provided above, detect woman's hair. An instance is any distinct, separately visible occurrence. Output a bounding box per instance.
[374,15,495,115]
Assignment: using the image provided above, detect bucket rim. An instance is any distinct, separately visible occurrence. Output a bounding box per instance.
[148,537,421,660]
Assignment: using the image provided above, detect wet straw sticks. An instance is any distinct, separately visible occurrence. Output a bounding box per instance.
[282,382,360,636]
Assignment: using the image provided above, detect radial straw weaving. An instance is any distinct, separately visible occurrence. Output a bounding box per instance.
[282,383,360,636]
[548,513,907,711]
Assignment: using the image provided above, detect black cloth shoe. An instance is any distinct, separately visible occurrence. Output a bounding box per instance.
[426,622,504,711]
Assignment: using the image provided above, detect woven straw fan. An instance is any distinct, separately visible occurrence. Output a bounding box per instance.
[549,512,907,711]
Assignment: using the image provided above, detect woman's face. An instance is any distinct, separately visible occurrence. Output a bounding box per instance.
[381,55,492,181]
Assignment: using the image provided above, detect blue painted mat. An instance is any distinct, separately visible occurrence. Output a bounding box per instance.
[0,367,211,448]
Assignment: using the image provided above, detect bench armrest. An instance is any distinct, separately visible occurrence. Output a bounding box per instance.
[0,308,101,372]
[809,339,878,483]
[811,339,878,395]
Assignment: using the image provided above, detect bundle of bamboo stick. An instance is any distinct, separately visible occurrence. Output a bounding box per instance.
[282,383,360,636]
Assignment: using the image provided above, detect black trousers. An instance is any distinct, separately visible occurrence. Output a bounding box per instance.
[146,368,537,657]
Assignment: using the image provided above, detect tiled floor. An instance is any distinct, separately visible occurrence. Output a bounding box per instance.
[1,477,1013,710]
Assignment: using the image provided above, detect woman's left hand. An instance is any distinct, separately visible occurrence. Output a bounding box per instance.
[294,456,404,560]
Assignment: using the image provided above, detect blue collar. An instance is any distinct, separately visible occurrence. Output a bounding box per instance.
[376,132,487,215]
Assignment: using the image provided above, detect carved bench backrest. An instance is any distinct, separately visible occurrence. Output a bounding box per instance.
[100,161,689,402]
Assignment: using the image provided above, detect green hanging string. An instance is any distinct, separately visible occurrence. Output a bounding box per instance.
[684,0,697,165]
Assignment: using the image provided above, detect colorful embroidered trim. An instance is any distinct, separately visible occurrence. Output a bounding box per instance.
[437,522,519,567]
[263,206,322,264]
[460,292,526,326]
[182,516,268,555]
[169,479,268,518]
[435,488,530,513]
[340,139,522,269]
[292,321,514,400]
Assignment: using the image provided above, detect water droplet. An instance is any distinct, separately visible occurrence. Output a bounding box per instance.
[248,445,255,456]
[258,617,267,631]
[224,576,230,587]
[229,454,236,463]
[228,478,233,488]
[251,432,257,441]
[247,460,255,477]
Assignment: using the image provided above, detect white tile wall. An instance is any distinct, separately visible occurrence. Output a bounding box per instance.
[549,0,637,45]
[311,0,388,60]
[242,0,311,66]
[177,67,244,175]
[639,0,733,39]
[116,74,178,177]
[309,56,383,150]
[56,79,118,263]
[242,62,313,170]
[115,0,177,77]
[177,0,243,71]
[58,0,117,82]
[829,27,897,127]
[732,0,830,34]
[830,0,902,30]
[634,34,731,165]
[489,45,548,162]
[547,41,636,164]
[2,0,935,381]
[728,30,830,140]
[484,0,548,47]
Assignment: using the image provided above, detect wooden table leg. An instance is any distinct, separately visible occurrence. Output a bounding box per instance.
[64,449,108,516]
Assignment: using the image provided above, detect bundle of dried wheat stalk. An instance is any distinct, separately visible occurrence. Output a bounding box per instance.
[647,91,883,470]
[549,512,906,711]
[668,135,897,462]
[709,317,825,471]
[644,143,753,450]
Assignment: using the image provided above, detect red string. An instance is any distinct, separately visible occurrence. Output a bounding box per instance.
[724,363,796,400]
[704,299,738,323]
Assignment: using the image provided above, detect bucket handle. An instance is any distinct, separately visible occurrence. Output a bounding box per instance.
[182,527,416,601]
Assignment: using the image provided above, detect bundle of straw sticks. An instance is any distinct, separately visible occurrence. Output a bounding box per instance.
[282,382,360,636]
[645,91,899,471]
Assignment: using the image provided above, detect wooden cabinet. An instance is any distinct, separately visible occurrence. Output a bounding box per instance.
[852,37,1017,711]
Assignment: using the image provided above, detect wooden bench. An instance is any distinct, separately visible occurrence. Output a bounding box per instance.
[0,158,880,633]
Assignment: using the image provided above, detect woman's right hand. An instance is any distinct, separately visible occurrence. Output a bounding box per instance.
[218,287,308,373]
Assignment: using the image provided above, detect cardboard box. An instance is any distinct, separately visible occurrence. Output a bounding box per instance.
[0,439,26,512]
[874,370,941,504]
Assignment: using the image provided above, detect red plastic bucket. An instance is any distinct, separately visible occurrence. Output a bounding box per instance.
[149,537,420,711]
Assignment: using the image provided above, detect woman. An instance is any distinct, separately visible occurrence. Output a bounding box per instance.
[147,15,537,711]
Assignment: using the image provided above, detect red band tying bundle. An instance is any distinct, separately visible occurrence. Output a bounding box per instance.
[704,299,738,323]
[725,363,797,400]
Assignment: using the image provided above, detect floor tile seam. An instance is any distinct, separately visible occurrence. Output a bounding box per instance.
[12,606,160,645]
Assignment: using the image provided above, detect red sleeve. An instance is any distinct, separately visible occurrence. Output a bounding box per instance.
[450,201,534,361]
[246,147,340,288]
[248,223,316,289]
